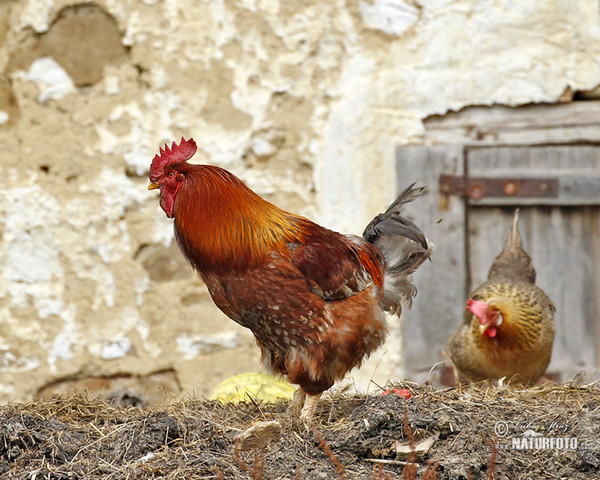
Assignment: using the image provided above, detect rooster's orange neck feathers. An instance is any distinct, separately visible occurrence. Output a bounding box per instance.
[173,164,309,272]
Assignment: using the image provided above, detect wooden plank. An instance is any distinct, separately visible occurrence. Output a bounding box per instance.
[424,127,600,146]
[425,101,600,130]
[423,102,600,146]
[466,146,600,206]
[594,214,600,367]
[468,152,600,377]
[395,145,466,383]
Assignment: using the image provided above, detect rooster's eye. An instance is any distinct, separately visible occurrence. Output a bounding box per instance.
[168,171,174,177]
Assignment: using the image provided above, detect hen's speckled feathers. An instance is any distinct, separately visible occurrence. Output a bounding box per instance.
[448,209,555,385]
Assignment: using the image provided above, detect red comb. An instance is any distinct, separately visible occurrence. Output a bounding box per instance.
[466,299,489,323]
[149,137,197,181]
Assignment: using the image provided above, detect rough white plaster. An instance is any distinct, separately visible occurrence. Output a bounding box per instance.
[147,66,168,90]
[0,111,9,125]
[0,185,65,318]
[101,336,132,360]
[314,52,383,233]
[251,137,276,157]
[380,0,600,117]
[0,349,41,373]
[104,75,122,95]
[359,0,420,36]
[176,331,241,359]
[239,169,311,204]
[26,57,75,103]
[95,93,182,175]
[193,124,249,167]
[0,384,16,396]
[80,169,144,236]
[122,10,143,47]
[135,278,151,307]
[229,83,272,131]
[85,307,149,361]
[136,316,150,341]
[59,169,150,310]
[47,304,79,369]
[206,0,237,53]
[19,0,54,33]
[152,211,176,247]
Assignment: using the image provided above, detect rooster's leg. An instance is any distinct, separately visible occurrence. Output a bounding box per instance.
[288,389,321,425]
[289,388,306,415]
[300,392,321,424]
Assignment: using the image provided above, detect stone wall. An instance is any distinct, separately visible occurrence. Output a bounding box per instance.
[1,0,599,403]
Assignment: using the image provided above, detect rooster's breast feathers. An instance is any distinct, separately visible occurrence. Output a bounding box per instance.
[200,230,385,357]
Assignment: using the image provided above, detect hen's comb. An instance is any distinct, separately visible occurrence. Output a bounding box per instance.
[149,137,197,181]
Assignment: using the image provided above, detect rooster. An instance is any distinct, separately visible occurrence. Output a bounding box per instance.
[148,138,433,421]
[448,209,555,385]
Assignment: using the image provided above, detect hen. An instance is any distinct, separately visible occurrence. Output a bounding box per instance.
[448,209,555,385]
[148,138,433,421]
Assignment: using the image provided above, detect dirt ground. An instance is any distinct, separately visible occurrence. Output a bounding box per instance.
[0,381,599,480]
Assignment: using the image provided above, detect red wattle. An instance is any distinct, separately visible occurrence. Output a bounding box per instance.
[485,326,497,338]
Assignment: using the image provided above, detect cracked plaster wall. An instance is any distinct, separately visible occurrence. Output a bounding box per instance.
[0,0,599,403]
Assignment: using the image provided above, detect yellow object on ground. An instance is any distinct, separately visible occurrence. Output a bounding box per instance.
[208,372,296,403]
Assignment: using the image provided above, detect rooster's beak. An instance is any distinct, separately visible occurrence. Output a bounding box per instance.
[148,182,159,191]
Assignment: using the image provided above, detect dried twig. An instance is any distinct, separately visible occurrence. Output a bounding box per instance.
[212,466,225,480]
[372,463,394,480]
[312,426,348,480]
[487,437,497,480]
[402,405,418,480]
[422,460,439,480]
[234,437,250,472]
[252,451,265,480]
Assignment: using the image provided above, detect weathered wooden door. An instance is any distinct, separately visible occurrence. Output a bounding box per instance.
[397,143,600,384]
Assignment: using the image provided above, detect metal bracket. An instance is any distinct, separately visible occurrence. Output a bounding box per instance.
[439,175,559,200]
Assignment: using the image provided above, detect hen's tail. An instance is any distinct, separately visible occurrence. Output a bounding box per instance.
[363,183,434,315]
[504,208,522,250]
[488,208,536,283]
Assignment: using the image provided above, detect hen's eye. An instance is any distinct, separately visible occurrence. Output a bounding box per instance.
[168,171,174,177]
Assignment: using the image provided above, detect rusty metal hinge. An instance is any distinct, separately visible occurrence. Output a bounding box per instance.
[439,175,559,200]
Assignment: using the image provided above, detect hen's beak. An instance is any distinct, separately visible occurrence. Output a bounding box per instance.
[148,182,159,191]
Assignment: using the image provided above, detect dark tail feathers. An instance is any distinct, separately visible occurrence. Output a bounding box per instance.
[363,183,433,315]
